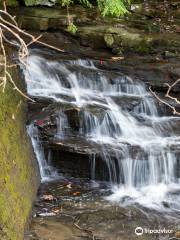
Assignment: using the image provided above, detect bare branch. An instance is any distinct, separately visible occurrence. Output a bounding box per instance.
[6,71,35,102]
[0,12,64,53]
[0,27,7,92]
[74,220,96,240]
[0,10,18,27]
[0,2,65,103]
[165,79,180,105]
[149,86,180,116]
[3,1,7,12]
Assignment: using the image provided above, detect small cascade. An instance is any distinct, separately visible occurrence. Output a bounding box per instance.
[24,52,180,211]
[56,111,70,138]
[27,124,58,182]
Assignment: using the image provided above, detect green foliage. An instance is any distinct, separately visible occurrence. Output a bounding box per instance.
[61,0,131,17]
[67,23,78,34]
[97,0,131,16]
[61,0,91,7]
[61,0,73,6]
[62,0,131,36]
[79,0,92,7]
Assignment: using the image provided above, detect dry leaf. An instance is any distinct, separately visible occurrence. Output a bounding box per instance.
[73,192,81,196]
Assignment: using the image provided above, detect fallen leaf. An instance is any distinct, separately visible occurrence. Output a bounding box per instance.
[73,192,81,196]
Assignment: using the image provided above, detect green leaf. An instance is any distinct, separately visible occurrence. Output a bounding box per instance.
[97,0,131,17]
[67,23,78,34]
[60,0,131,17]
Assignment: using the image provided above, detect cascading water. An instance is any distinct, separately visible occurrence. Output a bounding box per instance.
[25,51,180,211]
[27,124,58,182]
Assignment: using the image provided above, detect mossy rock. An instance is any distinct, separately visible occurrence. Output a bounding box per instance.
[0,48,39,240]
[104,27,153,54]
[0,0,19,7]
[104,27,142,47]
[23,0,57,7]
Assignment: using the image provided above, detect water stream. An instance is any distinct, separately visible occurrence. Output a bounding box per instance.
[25,51,180,213]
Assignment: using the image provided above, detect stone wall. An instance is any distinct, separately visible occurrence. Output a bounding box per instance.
[0,52,40,240]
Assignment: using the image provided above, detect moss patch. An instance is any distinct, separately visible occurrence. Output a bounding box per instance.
[0,63,39,240]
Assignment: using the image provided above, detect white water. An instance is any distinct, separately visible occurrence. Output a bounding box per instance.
[24,53,180,211]
[27,124,58,182]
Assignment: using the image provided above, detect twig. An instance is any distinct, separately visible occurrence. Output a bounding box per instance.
[0,1,65,103]
[0,22,28,64]
[6,71,35,102]
[0,27,7,92]
[0,13,64,53]
[149,86,180,115]
[165,79,180,105]
[3,1,7,12]
[26,34,43,47]
[0,9,18,26]
[74,220,96,240]
[35,39,65,53]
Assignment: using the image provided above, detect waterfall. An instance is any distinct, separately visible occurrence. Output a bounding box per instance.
[24,52,180,211]
[27,124,58,182]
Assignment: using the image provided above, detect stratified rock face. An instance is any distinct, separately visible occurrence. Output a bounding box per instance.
[12,0,180,55]
[24,0,57,6]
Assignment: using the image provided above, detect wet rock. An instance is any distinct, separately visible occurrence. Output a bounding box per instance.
[42,136,145,181]
[25,179,177,240]
[30,101,109,137]
[112,96,142,111]
[97,57,180,94]
[25,217,81,240]
[66,63,123,86]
